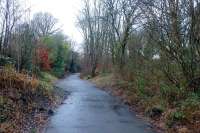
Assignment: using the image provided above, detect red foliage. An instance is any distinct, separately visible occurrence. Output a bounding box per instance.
[37,47,51,70]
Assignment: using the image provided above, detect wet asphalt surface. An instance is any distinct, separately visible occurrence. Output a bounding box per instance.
[45,74,155,133]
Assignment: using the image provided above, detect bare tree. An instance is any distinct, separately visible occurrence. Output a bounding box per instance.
[31,12,59,37]
[103,0,142,68]
[78,0,108,76]
[142,0,200,85]
[0,0,22,55]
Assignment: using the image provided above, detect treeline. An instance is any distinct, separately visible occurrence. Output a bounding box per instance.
[0,0,80,77]
[0,1,80,132]
[79,0,200,92]
[79,0,200,131]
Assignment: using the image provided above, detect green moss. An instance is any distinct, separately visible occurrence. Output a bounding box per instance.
[39,72,57,83]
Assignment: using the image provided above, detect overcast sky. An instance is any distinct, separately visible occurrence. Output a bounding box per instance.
[29,0,84,45]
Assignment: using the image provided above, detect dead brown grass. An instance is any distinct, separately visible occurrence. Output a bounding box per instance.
[0,67,62,133]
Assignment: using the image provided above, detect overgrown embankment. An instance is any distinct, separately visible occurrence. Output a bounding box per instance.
[0,67,68,133]
[89,73,200,133]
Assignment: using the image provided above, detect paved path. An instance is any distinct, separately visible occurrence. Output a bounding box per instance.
[45,74,155,133]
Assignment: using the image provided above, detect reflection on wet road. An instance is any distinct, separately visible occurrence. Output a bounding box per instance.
[45,74,154,133]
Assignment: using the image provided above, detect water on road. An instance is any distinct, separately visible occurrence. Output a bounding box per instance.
[45,74,155,133]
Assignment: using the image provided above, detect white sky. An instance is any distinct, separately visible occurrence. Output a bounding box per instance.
[28,0,84,46]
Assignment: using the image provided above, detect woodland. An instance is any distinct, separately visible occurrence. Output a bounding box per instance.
[79,0,200,132]
[0,0,79,132]
[0,0,200,132]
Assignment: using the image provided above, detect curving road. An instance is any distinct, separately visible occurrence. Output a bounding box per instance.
[45,74,155,133]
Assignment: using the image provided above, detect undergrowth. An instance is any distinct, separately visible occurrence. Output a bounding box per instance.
[0,66,63,133]
[90,72,200,133]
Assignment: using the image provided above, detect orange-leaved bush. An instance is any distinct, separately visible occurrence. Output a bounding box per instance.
[37,46,51,71]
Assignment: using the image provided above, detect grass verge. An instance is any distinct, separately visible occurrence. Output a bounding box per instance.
[90,73,200,133]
